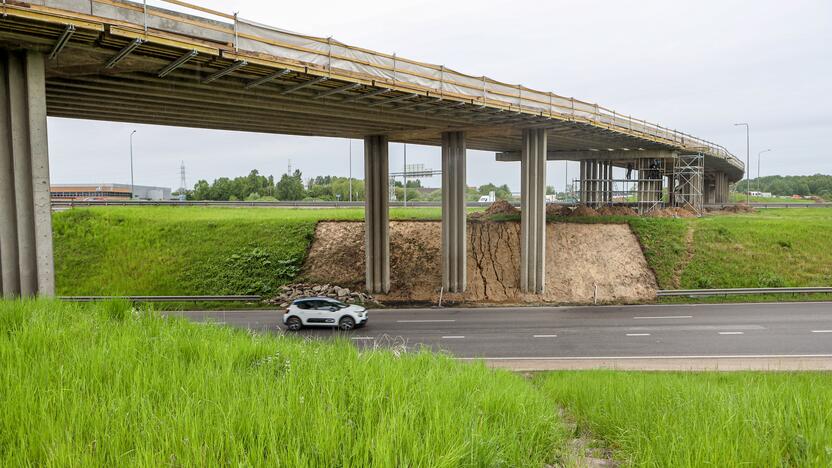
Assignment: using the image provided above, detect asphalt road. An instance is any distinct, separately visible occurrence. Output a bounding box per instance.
[168,302,832,370]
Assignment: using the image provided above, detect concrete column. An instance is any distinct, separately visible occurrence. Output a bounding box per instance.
[714,172,729,204]
[520,128,547,293]
[363,135,390,294]
[0,49,54,298]
[441,131,466,293]
[579,160,587,204]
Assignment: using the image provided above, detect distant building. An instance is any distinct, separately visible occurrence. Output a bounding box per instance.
[51,183,172,201]
[748,191,773,198]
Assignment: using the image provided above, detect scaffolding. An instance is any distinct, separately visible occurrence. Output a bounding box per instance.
[576,158,666,213]
[671,153,704,216]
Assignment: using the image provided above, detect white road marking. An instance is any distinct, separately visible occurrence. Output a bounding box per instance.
[396,319,456,323]
[633,315,692,320]
[811,330,832,333]
[459,354,832,361]
[442,335,465,339]
[351,337,374,341]
[533,334,558,338]
[719,331,744,335]
[626,333,651,336]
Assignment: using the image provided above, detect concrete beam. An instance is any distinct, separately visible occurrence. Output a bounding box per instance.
[497,149,677,162]
[520,128,547,293]
[0,49,54,297]
[364,135,390,294]
[441,131,466,293]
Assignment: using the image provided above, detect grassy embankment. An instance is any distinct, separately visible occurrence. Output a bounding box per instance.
[53,206,445,298]
[0,300,564,466]
[537,371,832,467]
[53,207,832,301]
[4,300,832,466]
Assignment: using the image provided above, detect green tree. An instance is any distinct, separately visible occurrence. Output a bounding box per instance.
[276,170,306,200]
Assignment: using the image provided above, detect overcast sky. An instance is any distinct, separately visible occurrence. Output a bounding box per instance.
[47,0,831,192]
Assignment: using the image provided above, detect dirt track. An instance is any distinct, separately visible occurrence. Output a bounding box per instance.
[303,221,657,304]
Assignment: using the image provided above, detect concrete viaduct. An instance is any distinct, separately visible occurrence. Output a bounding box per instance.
[0,0,744,298]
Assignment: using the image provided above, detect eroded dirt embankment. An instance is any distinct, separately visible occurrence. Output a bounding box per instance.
[302,221,657,304]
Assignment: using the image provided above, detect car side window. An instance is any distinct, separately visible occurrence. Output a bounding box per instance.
[295,301,311,310]
[317,301,336,311]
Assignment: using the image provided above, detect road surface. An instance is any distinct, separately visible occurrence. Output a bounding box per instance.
[168,302,832,370]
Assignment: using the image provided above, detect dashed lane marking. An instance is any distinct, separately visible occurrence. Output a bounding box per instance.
[533,334,558,338]
[626,333,651,336]
[442,335,465,339]
[633,315,692,319]
[396,319,456,323]
[718,331,744,335]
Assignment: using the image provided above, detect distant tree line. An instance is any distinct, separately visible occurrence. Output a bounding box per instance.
[735,174,832,199]
[182,169,517,202]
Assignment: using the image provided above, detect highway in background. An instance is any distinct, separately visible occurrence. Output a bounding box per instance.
[169,302,832,370]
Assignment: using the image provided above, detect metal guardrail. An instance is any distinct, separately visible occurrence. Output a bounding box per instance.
[658,287,832,297]
[53,200,831,209]
[59,295,262,302]
[705,203,831,209]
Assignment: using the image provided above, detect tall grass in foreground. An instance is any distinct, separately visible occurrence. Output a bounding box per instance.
[0,300,563,466]
[536,371,832,467]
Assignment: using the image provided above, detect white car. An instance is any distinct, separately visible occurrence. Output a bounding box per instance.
[283,297,368,331]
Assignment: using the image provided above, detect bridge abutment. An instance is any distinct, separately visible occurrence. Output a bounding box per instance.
[0,49,54,298]
[519,128,547,293]
[363,135,390,294]
[441,131,466,293]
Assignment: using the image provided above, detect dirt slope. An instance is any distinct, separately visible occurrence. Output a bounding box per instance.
[303,221,657,304]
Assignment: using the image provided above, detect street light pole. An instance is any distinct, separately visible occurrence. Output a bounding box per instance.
[757,148,771,193]
[129,130,136,200]
[734,123,750,204]
[348,139,353,202]
[403,143,407,207]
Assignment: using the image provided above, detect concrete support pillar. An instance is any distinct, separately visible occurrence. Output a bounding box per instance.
[520,128,547,293]
[579,160,587,204]
[0,50,54,298]
[713,172,729,204]
[363,135,390,294]
[441,131,466,293]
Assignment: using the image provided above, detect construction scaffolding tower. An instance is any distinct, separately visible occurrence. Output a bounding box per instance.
[576,158,666,214]
[672,153,704,216]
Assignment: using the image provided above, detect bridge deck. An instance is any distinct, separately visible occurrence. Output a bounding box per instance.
[0,0,743,180]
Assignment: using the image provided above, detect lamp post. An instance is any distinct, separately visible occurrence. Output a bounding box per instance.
[348,139,353,202]
[129,130,136,200]
[757,148,771,193]
[734,123,750,204]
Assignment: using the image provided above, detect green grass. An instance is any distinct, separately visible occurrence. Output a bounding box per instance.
[681,209,832,289]
[53,207,448,297]
[0,299,564,466]
[536,371,832,467]
[730,193,814,204]
[53,206,832,300]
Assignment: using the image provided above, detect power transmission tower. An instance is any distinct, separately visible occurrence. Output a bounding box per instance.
[178,161,187,200]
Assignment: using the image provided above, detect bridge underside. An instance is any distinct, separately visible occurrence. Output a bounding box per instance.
[0,2,744,297]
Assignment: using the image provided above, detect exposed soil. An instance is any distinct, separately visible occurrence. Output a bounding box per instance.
[303,221,657,305]
[646,207,696,218]
[570,206,599,217]
[469,199,519,219]
[596,205,638,217]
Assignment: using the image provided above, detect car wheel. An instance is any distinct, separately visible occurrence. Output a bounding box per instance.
[286,316,302,331]
[338,316,356,331]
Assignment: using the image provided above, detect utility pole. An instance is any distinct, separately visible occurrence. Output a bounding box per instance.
[179,161,187,200]
[757,149,771,193]
[129,130,136,199]
[403,143,407,207]
[734,123,750,204]
[348,139,353,202]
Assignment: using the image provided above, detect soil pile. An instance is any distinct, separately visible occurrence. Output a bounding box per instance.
[596,205,638,217]
[646,207,696,218]
[546,204,573,216]
[303,221,657,304]
[570,206,599,217]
